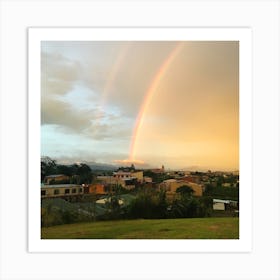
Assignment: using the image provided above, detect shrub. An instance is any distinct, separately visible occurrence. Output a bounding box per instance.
[125,190,167,219]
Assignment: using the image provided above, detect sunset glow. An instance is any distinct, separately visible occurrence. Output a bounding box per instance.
[41,41,239,170]
[129,42,185,162]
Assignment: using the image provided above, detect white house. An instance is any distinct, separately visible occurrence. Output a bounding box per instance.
[213,199,238,211]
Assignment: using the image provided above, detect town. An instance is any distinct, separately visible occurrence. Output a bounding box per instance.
[41,156,239,228]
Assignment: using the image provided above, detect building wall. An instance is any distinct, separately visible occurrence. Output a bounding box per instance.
[41,185,83,198]
[213,202,226,211]
[132,171,143,182]
[44,175,70,184]
[112,171,143,183]
[159,180,203,196]
[113,171,131,179]
[88,184,106,195]
[181,176,201,184]
[186,182,203,196]
[144,176,152,183]
[97,176,126,187]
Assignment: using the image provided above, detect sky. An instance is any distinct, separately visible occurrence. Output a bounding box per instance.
[41,41,239,171]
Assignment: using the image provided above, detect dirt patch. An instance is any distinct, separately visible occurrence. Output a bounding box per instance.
[208,225,219,231]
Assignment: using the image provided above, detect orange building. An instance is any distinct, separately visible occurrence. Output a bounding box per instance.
[88,184,106,195]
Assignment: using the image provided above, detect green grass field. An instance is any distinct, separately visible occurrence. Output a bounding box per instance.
[41,217,239,239]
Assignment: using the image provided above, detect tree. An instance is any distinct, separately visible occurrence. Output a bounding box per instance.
[196,196,213,217]
[126,189,167,219]
[41,156,57,182]
[57,164,73,177]
[77,163,92,184]
[176,185,194,197]
[66,163,93,184]
[168,186,211,218]
[168,196,198,218]
[104,194,121,220]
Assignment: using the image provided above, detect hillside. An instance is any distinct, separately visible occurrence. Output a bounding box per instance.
[41,217,239,239]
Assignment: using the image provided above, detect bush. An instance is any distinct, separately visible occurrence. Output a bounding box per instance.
[167,196,213,219]
[41,199,92,227]
[125,190,167,219]
[204,185,239,200]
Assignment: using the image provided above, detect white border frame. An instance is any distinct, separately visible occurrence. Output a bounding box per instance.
[1,1,279,279]
[28,27,252,253]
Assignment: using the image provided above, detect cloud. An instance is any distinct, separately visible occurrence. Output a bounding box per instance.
[41,97,110,139]
[41,42,184,118]
[41,52,81,96]
[41,41,239,170]
[41,97,94,130]
[41,95,133,141]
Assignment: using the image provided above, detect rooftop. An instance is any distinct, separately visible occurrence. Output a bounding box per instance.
[41,184,80,189]
[213,199,237,204]
[45,174,68,178]
[163,179,177,183]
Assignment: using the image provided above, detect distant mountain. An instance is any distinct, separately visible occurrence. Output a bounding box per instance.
[87,162,118,171]
[55,158,119,171]
[181,166,239,173]
[181,166,207,172]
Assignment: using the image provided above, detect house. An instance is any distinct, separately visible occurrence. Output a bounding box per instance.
[213,199,238,211]
[44,174,69,184]
[96,197,124,206]
[144,176,152,183]
[159,179,203,200]
[185,182,203,196]
[180,175,201,184]
[158,179,178,192]
[113,171,132,179]
[150,165,165,174]
[97,175,127,188]
[132,171,144,183]
[41,184,83,198]
[98,170,143,190]
[121,178,136,190]
[113,170,143,183]
[85,183,107,195]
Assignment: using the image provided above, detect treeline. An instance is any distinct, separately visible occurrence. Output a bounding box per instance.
[41,187,214,227]
[204,184,239,200]
[123,188,212,219]
[143,170,174,184]
[41,156,92,184]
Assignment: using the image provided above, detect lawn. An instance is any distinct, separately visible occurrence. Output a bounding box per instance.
[41,217,239,239]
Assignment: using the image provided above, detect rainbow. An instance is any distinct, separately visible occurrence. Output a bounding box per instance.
[101,43,131,105]
[95,43,131,120]
[129,42,185,162]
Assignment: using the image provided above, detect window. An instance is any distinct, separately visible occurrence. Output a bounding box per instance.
[54,189,60,195]
[79,188,83,193]
[72,188,76,193]
[41,190,46,196]
[65,189,70,194]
